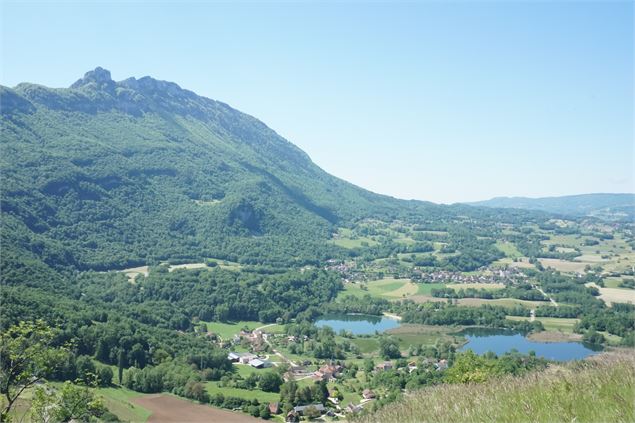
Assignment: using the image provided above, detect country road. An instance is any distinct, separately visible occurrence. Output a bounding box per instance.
[255,324,299,368]
[533,284,558,307]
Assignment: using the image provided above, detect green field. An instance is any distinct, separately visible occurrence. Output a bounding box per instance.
[205,382,280,403]
[415,283,446,295]
[506,316,579,333]
[495,241,522,258]
[387,324,462,351]
[351,337,380,354]
[330,228,379,249]
[338,278,418,300]
[96,387,151,422]
[201,320,266,339]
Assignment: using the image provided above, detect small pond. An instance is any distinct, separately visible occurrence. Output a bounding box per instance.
[459,328,602,361]
[315,313,401,335]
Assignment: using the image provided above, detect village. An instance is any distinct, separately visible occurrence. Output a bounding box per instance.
[219,325,452,421]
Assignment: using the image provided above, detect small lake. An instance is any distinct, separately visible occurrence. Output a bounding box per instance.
[315,313,401,335]
[459,328,602,361]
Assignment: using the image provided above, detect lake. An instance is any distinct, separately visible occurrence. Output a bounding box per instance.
[459,328,601,361]
[315,313,401,335]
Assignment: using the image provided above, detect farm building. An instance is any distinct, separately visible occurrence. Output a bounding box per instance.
[227,352,241,362]
[248,358,271,368]
[239,353,258,364]
[375,361,393,371]
[362,389,376,400]
[269,402,280,414]
[293,404,326,416]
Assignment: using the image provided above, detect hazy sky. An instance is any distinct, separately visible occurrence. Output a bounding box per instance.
[2,1,633,204]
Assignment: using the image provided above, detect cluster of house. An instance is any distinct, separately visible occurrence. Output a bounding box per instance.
[278,388,377,422]
[227,352,272,369]
[414,267,526,284]
[375,358,448,374]
[230,329,268,351]
[312,363,343,382]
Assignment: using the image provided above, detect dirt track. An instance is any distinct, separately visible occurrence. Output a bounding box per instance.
[133,394,261,423]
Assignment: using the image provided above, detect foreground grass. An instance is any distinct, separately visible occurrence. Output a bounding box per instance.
[355,351,634,423]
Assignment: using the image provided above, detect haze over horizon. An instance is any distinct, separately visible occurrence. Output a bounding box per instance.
[2,1,632,203]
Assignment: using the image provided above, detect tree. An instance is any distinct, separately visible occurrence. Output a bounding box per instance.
[0,320,67,421]
[303,405,321,420]
[259,372,283,393]
[280,380,298,407]
[379,337,401,359]
[75,355,97,384]
[98,366,113,387]
[117,349,125,384]
[31,382,105,422]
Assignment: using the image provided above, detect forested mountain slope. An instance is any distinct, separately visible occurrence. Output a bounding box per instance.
[2,67,440,271]
[1,67,539,274]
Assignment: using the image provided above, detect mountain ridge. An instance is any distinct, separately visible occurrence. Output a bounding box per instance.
[466,193,635,221]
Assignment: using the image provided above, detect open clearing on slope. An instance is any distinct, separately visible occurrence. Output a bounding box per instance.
[133,394,259,423]
[338,278,418,300]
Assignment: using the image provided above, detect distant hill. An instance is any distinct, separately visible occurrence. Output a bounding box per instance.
[467,193,635,221]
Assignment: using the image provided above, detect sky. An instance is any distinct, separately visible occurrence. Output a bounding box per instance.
[1,1,633,204]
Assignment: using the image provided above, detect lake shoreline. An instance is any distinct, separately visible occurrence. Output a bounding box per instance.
[382,312,402,321]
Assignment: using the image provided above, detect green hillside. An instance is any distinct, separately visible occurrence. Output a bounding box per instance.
[355,351,635,423]
[1,67,462,273]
